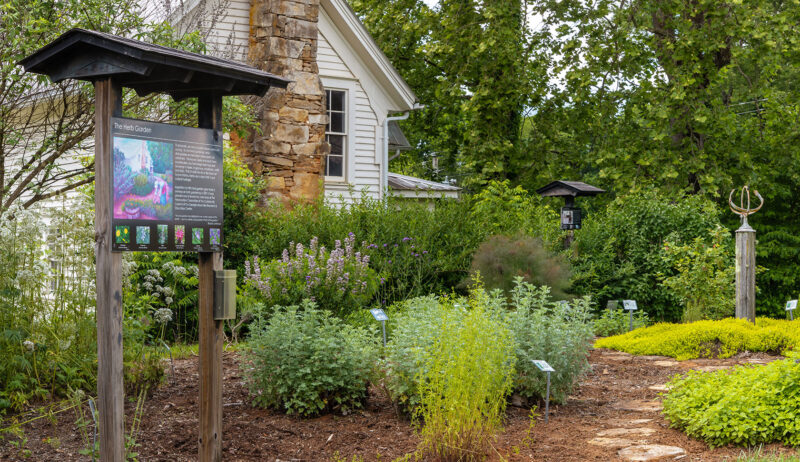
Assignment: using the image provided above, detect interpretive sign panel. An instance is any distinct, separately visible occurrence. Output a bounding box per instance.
[110,117,223,252]
[786,300,797,311]
[623,300,638,311]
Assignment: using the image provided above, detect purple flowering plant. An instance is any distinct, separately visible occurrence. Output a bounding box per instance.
[244,234,379,317]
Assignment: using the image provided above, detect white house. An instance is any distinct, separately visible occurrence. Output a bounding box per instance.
[172,0,460,203]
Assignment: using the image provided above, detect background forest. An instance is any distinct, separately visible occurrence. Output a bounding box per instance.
[351,0,800,314]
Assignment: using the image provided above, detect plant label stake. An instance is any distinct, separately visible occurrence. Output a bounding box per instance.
[606,300,619,311]
[623,300,638,331]
[787,300,797,321]
[370,308,388,347]
[532,360,555,424]
[730,186,764,323]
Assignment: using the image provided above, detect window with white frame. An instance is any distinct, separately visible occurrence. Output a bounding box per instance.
[325,89,346,178]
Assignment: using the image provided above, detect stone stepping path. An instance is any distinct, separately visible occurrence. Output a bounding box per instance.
[619,444,686,461]
[612,400,663,412]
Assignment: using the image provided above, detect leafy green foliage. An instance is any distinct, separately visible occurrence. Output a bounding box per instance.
[415,290,515,461]
[467,235,571,299]
[662,226,735,322]
[595,318,800,360]
[593,308,649,337]
[503,280,594,404]
[242,301,378,417]
[571,191,723,321]
[123,253,199,342]
[470,180,561,246]
[349,0,536,188]
[663,355,800,447]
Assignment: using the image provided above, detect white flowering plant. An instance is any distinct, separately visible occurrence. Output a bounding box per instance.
[244,234,379,317]
[125,253,199,342]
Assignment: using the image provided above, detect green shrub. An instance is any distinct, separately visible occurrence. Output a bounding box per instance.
[571,191,723,321]
[381,295,449,413]
[593,308,650,337]
[415,290,515,461]
[595,318,800,360]
[663,355,800,447]
[242,300,378,417]
[470,179,560,247]
[244,234,378,318]
[466,234,571,299]
[382,280,594,412]
[662,226,735,322]
[132,173,153,196]
[503,280,594,404]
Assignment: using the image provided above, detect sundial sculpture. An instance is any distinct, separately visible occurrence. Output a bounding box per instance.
[729,186,763,323]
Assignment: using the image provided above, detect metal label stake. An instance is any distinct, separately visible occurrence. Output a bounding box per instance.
[787,300,797,321]
[532,360,555,424]
[623,300,638,331]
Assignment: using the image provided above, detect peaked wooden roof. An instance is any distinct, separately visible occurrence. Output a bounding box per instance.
[18,28,289,100]
[536,180,605,197]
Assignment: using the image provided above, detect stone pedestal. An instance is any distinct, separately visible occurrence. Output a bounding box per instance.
[246,0,328,204]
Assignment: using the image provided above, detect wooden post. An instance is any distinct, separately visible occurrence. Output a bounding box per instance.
[94,78,125,461]
[198,94,224,462]
[735,221,756,323]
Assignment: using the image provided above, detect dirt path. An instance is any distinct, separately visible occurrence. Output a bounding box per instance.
[2,348,798,461]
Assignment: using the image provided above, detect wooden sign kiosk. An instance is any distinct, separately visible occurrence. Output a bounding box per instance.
[19,29,288,461]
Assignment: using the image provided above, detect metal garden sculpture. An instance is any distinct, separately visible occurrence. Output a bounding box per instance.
[729,186,763,323]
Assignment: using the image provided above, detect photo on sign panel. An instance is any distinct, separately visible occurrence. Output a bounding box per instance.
[113,137,173,221]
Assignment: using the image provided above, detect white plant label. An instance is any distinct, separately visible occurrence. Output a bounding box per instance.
[370,308,388,321]
[532,360,555,372]
[786,300,797,311]
[623,300,638,311]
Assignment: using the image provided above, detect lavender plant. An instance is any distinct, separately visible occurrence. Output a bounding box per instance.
[244,234,378,317]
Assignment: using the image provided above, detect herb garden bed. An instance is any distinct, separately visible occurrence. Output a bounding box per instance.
[2,350,798,461]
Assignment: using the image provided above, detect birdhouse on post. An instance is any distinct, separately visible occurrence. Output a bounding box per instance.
[536,180,605,247]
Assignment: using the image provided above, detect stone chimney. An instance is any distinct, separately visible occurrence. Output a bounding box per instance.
[246,0,327,203]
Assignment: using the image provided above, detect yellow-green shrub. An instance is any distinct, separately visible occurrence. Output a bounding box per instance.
[415,290,515,461]
[594,318,800,360]
[663,355,800,447]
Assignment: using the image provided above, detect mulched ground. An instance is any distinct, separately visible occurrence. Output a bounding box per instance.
[2,347,799,461]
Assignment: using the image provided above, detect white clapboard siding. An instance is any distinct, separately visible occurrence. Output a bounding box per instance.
[175,0,251,62]
[318,30,382,203]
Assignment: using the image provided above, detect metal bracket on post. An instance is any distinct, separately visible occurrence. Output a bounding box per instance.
[213,270,236,321]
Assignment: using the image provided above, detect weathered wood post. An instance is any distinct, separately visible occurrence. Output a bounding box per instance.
[198,94,224,462]
[95,78,125,462]
[730,186,764,323]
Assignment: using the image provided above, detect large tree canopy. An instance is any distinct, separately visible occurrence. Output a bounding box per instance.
[350,0,800,314]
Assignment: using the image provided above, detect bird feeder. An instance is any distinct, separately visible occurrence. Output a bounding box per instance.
[537,180,605,247]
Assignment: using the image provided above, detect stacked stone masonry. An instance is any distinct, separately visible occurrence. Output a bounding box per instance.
[247,0,328,203]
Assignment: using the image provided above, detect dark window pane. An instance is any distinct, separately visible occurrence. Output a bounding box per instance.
[329,112,344,133]
[327,134,344,155]
[327,155,343,177]
[330,90,344,112]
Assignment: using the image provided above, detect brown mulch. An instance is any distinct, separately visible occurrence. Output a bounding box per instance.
[1,348,798,461]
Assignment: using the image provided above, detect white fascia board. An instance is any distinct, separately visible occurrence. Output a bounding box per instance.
[320,0,417,113]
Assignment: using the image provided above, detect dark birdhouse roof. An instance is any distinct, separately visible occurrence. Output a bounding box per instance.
[536,180,605,197]
[18,28,289,100]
